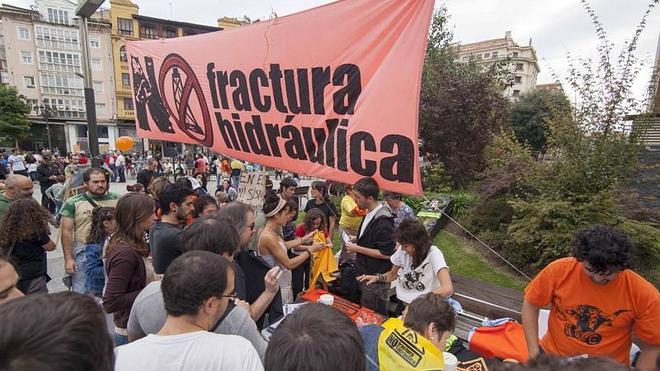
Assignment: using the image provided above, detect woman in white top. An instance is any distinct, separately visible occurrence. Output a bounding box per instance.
[258,190,324,304]
[358,218,454,306]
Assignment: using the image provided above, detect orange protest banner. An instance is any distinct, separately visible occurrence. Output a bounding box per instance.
[126,0,434,195]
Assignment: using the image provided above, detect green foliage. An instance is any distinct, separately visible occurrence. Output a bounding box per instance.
[420,7,512,187]
[464,1,660,285]
[0,85,31,143]
[422,162,452,194]
[511,90,572,155]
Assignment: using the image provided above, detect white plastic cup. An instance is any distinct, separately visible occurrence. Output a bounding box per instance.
[317,294,334,306]
[443,352,458,371]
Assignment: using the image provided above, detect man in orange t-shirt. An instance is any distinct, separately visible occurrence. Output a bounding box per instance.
[522,225,659,370]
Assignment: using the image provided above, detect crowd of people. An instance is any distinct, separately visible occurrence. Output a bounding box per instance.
[0,152,657,370]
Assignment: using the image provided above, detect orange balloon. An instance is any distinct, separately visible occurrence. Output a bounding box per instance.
[115,136,135,152]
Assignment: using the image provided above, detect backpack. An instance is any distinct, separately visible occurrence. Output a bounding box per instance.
[329,260,361,304]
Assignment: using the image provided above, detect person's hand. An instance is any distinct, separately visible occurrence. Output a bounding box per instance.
[64,258,76,275]
[264,267,283,294]
[345,242,359,254]
[49,175,57,180]
[234,299,250,312]
[309,241,325,253]
[349,235,357,243]
[302,230,317,244]
[527,346,540,360]
[357,275,378,285]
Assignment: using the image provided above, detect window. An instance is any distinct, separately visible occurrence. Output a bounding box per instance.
[121,73,130,87]
[42,97,85,119]
[91,58,102,71]
[76,125,87,138]
[95,103,106,116]
[35,26,79,50]
[23,76,35,88]
[25,98,38,113]
[89,36,100,48]
[119,46,127,62]
[166,28,176,38]
[93,80,103,93]
[39,71,84,96]
[462,56,468,61]
[512,51,519,58]
[476,54,482,61]
[123,97,134,110]
[20,51,33,64]
[514,76,522,84]
[47,8,70,25]
[484,53,490,59]
[141,25,155,39]
[37,50,81,73]
[0,71,9,85]
[98,126,109,138]
[512,90,520,96]
[515,63,524,71]
[492,51,498,59]
[118,18,133,36]
[17,26,30,40]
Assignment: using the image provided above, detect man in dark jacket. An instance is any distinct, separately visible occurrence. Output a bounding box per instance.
[36,153,61,213]
[345,177,396,315]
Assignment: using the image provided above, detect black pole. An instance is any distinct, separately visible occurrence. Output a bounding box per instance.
[85,87,99,157]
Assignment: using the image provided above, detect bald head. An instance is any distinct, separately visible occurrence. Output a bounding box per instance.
[4,175,34,200]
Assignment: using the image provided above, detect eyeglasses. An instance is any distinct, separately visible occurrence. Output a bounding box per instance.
[219,291,238,301]
[584,264,620,276]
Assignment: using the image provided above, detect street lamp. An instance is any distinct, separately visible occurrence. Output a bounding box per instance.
[75,0,104,158]
[37,102,58,150]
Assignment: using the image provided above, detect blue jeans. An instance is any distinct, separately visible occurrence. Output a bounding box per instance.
[71,243,87,294]
[113,332,128,347]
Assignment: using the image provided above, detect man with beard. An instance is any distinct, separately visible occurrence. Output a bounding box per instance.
[0,175,34,223]
[61,168,120,293]
[149,183,194,274]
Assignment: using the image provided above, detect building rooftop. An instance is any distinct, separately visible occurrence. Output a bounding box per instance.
[133,14,221,32]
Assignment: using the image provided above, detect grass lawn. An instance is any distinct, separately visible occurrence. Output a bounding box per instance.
[434,230,527,291]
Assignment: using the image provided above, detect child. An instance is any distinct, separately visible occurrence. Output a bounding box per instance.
[0,199,56,294]
[84,207,117,296]
[46,175,66,227]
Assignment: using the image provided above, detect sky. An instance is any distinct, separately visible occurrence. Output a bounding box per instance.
[4,0,660,102]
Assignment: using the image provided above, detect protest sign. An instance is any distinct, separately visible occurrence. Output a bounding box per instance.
[236,171,266,211]
[126,0,434,195]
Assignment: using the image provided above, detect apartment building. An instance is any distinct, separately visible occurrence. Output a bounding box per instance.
[0,0,116,153]
[110,0,221,156]
[456,31,540,99]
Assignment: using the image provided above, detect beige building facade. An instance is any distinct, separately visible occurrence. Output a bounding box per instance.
[0,0,116,153]
[457,31,540,99]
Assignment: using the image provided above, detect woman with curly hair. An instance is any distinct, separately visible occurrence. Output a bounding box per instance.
[102,193,156,346]
[0,198,56,294]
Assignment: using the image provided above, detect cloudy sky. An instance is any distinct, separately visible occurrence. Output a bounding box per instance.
[5,0,660,101]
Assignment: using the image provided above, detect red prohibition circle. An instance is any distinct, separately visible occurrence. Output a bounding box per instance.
[158,53,214,147]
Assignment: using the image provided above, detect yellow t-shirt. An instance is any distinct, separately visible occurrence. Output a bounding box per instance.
[339,195,363,231]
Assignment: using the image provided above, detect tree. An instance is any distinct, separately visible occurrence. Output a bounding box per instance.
[0,85,31,145]
[468,0,660,285]
[419,8,511,187]
[510,89,571,156]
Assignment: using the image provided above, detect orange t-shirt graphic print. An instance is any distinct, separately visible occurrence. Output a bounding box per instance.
[524,257,660,365]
